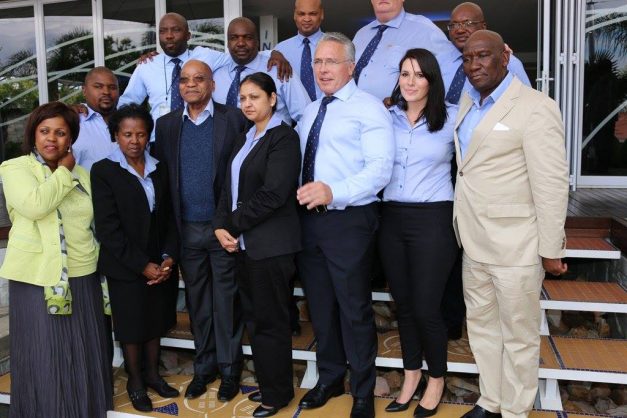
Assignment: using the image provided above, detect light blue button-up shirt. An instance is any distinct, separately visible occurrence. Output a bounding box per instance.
[182,99,214,126]
[118,48,231,139]
[384,105,457,203]
[73,104,118,171]
[212,54,311,125]
[458,72,514,159]
[230,113,284,249]
[352,9,459,101]
[275,30,325,100]
[296,80,395,209]
[107,146,158,212]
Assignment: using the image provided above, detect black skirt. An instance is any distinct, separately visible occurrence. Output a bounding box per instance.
[107,217,177,343]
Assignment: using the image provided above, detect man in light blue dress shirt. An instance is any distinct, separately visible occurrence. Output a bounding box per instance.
[212,18,311,125]
[352,0,459,101]
[444,2,531,105]
[295,32,394,418]
[118,13,230,138]
[73,67,119,171]
[275,0,325,101]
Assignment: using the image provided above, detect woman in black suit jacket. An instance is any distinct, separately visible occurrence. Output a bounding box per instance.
[214,72,301,418]
[91,104,179,412]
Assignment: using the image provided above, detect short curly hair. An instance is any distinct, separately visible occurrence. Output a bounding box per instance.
[22,101,80,155]
[107,103,154,142]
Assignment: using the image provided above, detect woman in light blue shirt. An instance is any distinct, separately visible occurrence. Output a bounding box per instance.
[379,49,459,418]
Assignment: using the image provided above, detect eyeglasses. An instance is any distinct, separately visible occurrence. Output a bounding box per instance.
[312,58,352,67]
[179,75,210,84]
[446,20,484,31]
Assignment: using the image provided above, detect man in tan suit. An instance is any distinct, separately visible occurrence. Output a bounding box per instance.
[453,30,569,418]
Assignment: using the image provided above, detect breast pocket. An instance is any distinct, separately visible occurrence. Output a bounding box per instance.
[487,203,533,218]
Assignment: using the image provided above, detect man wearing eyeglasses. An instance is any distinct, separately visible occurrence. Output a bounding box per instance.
[444,2,531,106]
[295,32,394,418]
[153,59,248,402]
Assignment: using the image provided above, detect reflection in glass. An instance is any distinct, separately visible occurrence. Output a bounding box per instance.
[103,0,156,92]
[44,1,93,105]
[581,1,627,176]
[0,7,38,161]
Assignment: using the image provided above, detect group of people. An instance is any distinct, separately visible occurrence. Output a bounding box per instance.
[0,1,569,418]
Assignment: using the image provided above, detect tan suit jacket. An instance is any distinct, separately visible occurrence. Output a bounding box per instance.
[453,77,569,267]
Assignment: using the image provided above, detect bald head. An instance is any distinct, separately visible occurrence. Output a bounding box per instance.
[83,66,119,117]
[179,59,215,107]
[448,2,487,51]
[462,30,509,100]
[227,17,259,65]
[159,13,190,57]
[294,0,324,37]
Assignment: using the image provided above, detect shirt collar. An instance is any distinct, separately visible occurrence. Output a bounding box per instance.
[469,71,513,107]
[246,113,283,141]
[82,103,103,122]
[167,49,191,64]
[107,146,158,179]
[376,8,405,28]
[297,29,324,44]
[329,79,358,102]
[229,53,261,71]
[183,99,214,120]
[390,104,426,127]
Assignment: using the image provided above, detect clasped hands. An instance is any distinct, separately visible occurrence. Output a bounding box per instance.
[142,257,174,285]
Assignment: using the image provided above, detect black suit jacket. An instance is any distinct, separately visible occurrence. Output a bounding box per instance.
[91,158,179,281]
[214,123,302,260]
[152,102,248,233]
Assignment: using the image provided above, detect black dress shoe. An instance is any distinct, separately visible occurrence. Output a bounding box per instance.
[461,405,502,418]
[299,382,344,409]
[218,375,240,401]
[252,404,287,417]
[184,374,217,399]
[145,377,180,398]
[385,374,428,412]
[128,388,152,412]
[350,396,374,418]
[248,391,262,402]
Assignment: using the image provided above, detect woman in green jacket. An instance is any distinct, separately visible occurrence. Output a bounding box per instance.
[0,102,112,418]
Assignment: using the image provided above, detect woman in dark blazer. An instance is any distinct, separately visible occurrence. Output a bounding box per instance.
[91,104,179,412]
[214,72,301,418]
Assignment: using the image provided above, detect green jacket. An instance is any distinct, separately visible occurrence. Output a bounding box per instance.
[0,154,95,286]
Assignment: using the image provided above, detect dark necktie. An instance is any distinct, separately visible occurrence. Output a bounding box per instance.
[353,25,388,85]
[301,38,317,101]
[170,58,184,111]
[226,65,246,107]
[302,96,336,185]
[445,62,466,105]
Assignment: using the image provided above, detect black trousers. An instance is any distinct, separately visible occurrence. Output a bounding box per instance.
[378,202,458,377]
[180,221,243,377]
[441,252,465,335]
[297,204,378,398]
[236,251,295,407]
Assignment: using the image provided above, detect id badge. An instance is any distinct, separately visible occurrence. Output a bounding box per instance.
[159,102,169,116]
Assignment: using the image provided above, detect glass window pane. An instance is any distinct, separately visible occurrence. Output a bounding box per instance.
[167,0,225,52]
[103,0,156,92]
[44,0,93,105]
[581,1,627,176]
[0,7,37,162]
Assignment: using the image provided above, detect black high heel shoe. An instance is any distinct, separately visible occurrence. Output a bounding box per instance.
[385,374,427,412]
[413,379,444,418]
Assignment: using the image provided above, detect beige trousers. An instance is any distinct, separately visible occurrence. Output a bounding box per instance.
[462,254,544,418]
